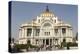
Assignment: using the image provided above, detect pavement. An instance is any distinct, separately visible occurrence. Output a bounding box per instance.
[12,46,78,52]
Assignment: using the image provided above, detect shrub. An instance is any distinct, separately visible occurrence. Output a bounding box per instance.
[67,42,78,47]
[61,41,67,47]
[15,44,28,49]
[15,44,39,49]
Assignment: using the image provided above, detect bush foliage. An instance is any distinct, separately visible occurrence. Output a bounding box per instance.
[15,44,38,49]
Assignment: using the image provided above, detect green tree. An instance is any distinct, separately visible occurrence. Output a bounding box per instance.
[61,38,67,48]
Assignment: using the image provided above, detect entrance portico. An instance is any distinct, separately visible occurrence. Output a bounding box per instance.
[35,37,58,46]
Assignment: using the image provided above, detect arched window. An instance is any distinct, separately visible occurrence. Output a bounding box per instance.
[38,19,40,23]
[54,20,56,23]
[43,23,51,27]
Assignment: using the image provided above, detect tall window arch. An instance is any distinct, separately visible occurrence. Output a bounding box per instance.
[43,23,51,27]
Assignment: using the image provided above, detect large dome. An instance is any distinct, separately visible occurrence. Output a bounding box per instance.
[40,6,55,17]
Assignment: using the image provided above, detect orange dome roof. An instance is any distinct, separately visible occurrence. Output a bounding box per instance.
[40,6,55,17]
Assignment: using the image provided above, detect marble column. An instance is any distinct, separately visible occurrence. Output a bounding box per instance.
[66,28,67,37]
[31,28,35,45]
[49,39,50,46]
[22,28,24,38]
[20,29,22,38]
[45,39,46,45]
[24,28,25,38]
[52,38,54,46]
[19,29,21,38]
[31,28,33,36]
[52,38,53,46]
[68,28,71,37]
[59,28,62,44]
[70,28,73,37]
[68,28,69,37]
[24,28,27,38]
[39,39,43,45]
[23,28,25,38]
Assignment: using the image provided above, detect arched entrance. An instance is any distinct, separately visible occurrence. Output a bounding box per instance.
[46,39,49,45]
[27,40,31,44]
[40,20,54,46]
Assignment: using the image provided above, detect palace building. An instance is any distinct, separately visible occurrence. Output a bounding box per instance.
[18,6,73,46]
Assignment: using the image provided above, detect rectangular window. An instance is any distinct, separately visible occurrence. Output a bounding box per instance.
[44,32,50,36]
[54,29,58,33]
[27,28,32,36]
[49,32,50,35]
[54,29,58,36]
[36,29,40,36]
[62,28,66,33]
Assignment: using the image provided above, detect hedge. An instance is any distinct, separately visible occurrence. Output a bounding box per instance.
[15,44,38,49]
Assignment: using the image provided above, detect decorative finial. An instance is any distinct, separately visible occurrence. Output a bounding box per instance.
[46,6,49,12]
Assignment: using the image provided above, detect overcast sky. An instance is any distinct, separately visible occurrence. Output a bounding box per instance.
[11,1,78,39]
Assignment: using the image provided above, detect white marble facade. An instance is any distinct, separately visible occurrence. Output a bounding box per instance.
[18,6,73,46]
